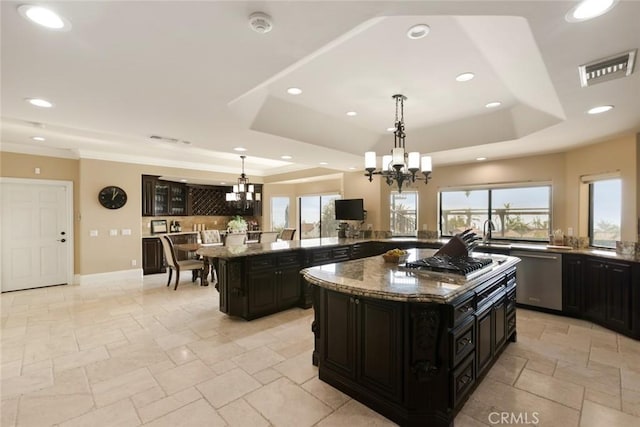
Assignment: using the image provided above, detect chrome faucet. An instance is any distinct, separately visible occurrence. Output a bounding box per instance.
[483,219,496,243]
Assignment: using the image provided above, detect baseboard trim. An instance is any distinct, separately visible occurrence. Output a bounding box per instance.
[74,268,143,285]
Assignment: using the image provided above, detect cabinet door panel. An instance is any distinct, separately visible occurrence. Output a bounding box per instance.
[476,304,493,376]
[562,256,582,314]
[247,270,278,317]
[584,261,607,321]
[279,266,301,307]
[323,291,355,377]
[358,298,402,401]
[605,262,632,331]
[493,297,506,352]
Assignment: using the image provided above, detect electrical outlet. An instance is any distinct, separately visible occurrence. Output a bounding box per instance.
[89,230,98,237]
[109,229,118,236]
[131,259,137,266]
[121,229,131,236]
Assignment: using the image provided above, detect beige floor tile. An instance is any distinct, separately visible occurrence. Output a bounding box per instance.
[486,353,527,385]
[58,398,141,427]
[580,400,640,427]
[218,398,270,426]
[153,359,215,395]
[273,349,317,384]
[143,398,226,427]
[53,345,110,372]
[622,387,640,417]
[253,367,283,384]
[208,359,238,375]
[0,359,22,380]
[453,413,489,427]
[1,367,53,399]
[197,367,262,408]
[154,329,200,350]
[302,376,351,410]
[554,360,621,396]
[245,377,332,427]
[584,388,622,410]
[515,368,584,409]
[471,377,580,426]
[165,344,198,365]
[91,366,158,407]
[188,339,245,365]
[622,367,640,392]
[1,397,19,427]
[76,328,126,350]
[138,386,202,423]
[231,345,285,374]
[316,399,396,426]
[131,385,167,408]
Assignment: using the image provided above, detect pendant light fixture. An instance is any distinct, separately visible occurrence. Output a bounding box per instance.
[364,94,432,193]
[226,155,261,206]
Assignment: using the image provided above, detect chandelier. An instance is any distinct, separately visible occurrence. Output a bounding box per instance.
[226,155,261,206]
[364,94,432,193]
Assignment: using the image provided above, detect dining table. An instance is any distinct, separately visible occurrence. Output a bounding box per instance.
[173,242,221,285]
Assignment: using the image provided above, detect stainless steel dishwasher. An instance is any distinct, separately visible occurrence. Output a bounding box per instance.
[511,250,562,311]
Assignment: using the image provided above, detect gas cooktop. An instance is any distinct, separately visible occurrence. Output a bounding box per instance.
[404,255,494,278]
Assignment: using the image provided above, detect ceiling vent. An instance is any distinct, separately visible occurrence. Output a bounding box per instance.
[149,135,179,143]
[578,49,636,87]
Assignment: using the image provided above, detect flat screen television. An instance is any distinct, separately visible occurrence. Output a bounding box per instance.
[335,198,364,221]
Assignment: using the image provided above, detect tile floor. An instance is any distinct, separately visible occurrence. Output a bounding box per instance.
[1,275,639,426]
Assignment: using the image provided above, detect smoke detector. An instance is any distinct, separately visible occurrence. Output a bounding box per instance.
[249,12,273,34]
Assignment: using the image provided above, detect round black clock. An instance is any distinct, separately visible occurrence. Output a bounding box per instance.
[98,186,127,209]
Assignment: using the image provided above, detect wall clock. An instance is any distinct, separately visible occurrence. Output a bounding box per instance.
[98,186,128,209]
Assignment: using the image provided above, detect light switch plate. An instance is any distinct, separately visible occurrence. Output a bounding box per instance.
[89,230,98,237]
[109,229,118,236]
[121,229,131,236]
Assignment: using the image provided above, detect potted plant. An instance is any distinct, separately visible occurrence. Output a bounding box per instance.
[227,215,248,234]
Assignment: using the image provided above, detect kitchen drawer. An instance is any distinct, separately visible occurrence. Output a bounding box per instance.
[450,316,475,367]
[278,252,300,268]
[452,293,475,326]
[450,352,475,408]
[506,288,517,313]
[247,255,276,271]
[309,249,332,265]
[332,246,350,261]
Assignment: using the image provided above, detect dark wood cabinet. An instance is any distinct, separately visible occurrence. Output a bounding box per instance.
[142,238,165,274]
[562,255,583,314]
[142,175,187,216]
[322,289,403,403]
[475,302,493,376]
[583,258,633,335]
[241,252,302,319]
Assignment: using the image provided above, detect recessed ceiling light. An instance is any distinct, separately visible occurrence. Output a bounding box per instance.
[346,111,357,117]
[587,105,614,114]
[281,155,292,160]
[26,98,53,108]
[287,87,302,95]
[456,72,475,82]
[18,5,71,30]
[31,136,46,141]
[386,127,395,132]
[476,157,487,161]
[485,101,502,108]
[407,24,430,39]
[220,182,226,185]
[566,0,617,22]
[234,147,247,152]
[319,162,328,165]
[180,179,188,183]
[348,167,356,170]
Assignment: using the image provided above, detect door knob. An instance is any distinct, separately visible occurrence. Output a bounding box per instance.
[61,231,66,235]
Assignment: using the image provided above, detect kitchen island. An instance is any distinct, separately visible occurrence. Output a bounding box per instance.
[302,248,519,427]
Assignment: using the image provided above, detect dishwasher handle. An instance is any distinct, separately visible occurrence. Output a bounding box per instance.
[513,253,559,261]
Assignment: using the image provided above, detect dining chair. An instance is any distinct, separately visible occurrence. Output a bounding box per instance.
[259,231,279,243]
[200,229,221,244]
[224,233,247,246]
[199,229,221,283]
[280,228,296,240]
[160,235,205,290]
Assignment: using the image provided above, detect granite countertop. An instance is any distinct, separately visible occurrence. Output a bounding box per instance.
[193,236,639,263]
[142,231,199,239]
[301,248,520,304]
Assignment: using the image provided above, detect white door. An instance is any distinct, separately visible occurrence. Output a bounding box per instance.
[1,180,72,292]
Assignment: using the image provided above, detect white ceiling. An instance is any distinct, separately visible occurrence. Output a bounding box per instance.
[2,1,639,180]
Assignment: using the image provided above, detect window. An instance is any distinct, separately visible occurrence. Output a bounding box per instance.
[299,194,340,239]
[271,197,290,233]
[390,191,417,236]
[589,179,621,248]
[440,185,551,241]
